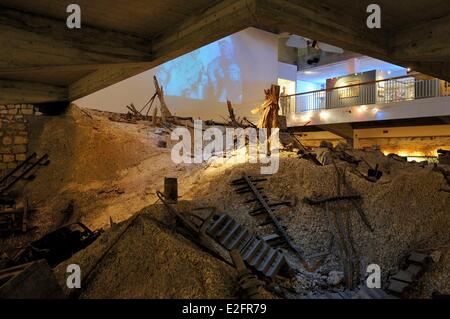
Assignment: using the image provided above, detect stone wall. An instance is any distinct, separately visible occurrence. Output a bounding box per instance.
[0,104,34,173]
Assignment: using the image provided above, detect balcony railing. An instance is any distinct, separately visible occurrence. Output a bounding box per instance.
[279,76,450,115]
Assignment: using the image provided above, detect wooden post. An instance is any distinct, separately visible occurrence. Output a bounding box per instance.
[164,178,178,204]
[256,84,280,155]
[227,100,240,127]
[154,76,172,122]
[152,106,158,126]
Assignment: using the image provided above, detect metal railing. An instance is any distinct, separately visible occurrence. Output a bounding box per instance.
[279,76,450,115]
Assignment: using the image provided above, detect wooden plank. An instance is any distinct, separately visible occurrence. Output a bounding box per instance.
[0,260,65,299]
[386,279,410,296]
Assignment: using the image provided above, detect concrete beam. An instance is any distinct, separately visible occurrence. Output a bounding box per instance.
[152,0,256,63]
[0,7,152,69]
[390,14,450,63]
[408,61,450,82]
[356,124,450,139]
[0,79,68,104]
[439,116,450,124]
[318,123,354,140]
[69,62,152,100]
[254,0,389,61]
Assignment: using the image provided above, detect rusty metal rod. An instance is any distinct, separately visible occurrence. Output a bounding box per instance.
[304,195,361,205]
[0,153,36,187]
[0,154,48,193]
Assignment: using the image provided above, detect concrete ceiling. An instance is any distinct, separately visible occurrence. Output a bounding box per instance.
[0,0,220,37]
[317,0,450,30]
[0,0,449,105]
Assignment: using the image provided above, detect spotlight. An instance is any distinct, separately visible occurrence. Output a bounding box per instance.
[319,111,329,120]
[307,57,320,65]
[301,113,312,122]
[358,105,368,112]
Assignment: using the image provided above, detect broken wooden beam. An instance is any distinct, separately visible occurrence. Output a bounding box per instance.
[154,76,172,121]
[303,195,362,206]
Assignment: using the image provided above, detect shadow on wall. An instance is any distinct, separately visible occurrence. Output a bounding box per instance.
[35,102,70,116]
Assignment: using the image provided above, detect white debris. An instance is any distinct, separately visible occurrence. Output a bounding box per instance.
[327,271,344,286]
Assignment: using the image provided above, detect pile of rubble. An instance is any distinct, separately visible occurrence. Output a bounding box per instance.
[178,143,450,298]
[438,149,450,165]
[52,203,246,299]
[0,81,448,299]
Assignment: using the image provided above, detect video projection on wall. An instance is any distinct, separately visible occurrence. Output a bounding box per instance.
[156,36,243,103]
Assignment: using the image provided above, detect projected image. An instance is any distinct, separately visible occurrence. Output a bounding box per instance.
[156,37,243,103]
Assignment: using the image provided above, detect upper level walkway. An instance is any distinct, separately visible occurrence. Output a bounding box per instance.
[282,76,450,128]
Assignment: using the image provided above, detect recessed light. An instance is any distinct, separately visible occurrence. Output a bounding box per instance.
[320,111,329,120]
[301,114,312,121]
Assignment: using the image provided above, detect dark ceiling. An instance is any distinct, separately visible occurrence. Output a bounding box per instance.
[0,0,221,38]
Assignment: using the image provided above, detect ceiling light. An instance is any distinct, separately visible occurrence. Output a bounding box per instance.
[301,114,312,122]
[319,111,329,120]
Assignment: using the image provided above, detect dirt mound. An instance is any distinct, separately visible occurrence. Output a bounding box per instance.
[1,104,198,257]
[54,204,238,299]
[23,104,194,229]
[179,150,450,294]
[2,104,448,298]
[412,246,450,298]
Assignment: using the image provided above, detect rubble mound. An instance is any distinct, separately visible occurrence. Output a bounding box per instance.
[1,104,196,259]
[180,150,450,295]
[54,204,238,299]
[2,105,448,298]
[411,246,450,298]
[24,105,190,228]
